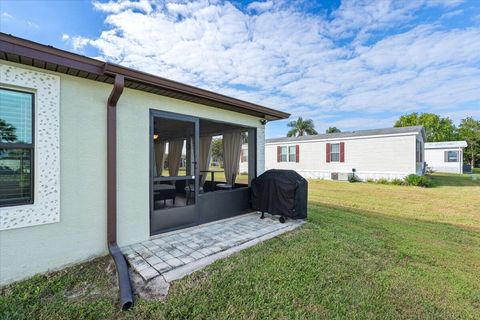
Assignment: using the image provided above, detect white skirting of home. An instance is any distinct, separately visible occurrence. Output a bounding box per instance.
[271,169,411,181]
[428,166,462,174]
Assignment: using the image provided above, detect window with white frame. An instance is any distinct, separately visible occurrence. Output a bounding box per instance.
[279,145,297,162]
[445,150,459,162]
[288,146,296,162]
[330,143,340,162]
[280,146,287,162]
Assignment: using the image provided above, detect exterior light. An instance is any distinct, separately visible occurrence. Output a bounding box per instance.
[153,133,159,140]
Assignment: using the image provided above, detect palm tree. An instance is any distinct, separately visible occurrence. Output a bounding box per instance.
[286,117,318,137]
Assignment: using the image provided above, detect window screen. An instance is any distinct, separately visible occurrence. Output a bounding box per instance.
[280,146,287,162]
[288,146,296,162]
[330,143,340,162]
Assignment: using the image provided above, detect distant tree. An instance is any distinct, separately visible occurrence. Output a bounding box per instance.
[211,138,223,164]
[0,118,17,142]
[394,113,457,142]
[326,127,341,134]
[286,117,318,137]
[458,117,480,168]
[241,131,248,144]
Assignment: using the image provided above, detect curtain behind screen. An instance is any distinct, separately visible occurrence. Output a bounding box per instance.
[223,131,242,185]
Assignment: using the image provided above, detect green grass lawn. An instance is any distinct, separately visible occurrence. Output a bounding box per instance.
[1,173,480,319]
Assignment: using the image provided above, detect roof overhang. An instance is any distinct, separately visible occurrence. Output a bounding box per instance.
[0,33,290,121]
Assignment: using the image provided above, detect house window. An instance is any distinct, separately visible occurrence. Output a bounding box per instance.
[445,150,459,162]
[330,143,340,162]
[280,146,287,162]
[288,146,296,162]
[0,88,34,207]
[279,145,297,162]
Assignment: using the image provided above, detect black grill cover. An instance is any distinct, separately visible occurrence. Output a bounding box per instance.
[251,169,307,219]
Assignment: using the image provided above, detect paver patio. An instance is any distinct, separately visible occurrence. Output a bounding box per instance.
[122,212,304,281]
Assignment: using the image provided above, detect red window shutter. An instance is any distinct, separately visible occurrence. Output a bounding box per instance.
[277,146,281,162]
[295,145,299,162]
[326,143,331,163]
[340,142,345,162]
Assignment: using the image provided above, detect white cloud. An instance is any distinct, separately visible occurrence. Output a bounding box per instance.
[92,0,153,13]
[441,9,463,19]
[67,0,480,132]
[1,12,13,19]
[247,1,273,12]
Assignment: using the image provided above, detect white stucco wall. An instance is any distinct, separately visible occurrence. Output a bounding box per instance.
[265,134,419,180]
[425,147,464,174]
[0,61,266,285]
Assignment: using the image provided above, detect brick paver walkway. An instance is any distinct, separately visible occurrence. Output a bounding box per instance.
[122,212,303,281]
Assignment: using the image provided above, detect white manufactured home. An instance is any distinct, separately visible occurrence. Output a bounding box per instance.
[0,33,290,305]
[265,126,426,181]
[425,141,467,174]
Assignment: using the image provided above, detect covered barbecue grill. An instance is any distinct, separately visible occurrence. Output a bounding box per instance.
[251,169,307,222]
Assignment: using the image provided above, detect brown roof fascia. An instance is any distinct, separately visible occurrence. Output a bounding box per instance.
[0,33,105,75]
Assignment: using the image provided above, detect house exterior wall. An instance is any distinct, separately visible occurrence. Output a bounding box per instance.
[0,61,265,285]
[425,147,464,174]
[265,134,419,180]
[1,62,110,285]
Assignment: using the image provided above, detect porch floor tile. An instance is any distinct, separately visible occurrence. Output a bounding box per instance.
[121,212,304,281]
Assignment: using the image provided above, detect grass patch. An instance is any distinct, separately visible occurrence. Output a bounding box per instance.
[1,173,479,319]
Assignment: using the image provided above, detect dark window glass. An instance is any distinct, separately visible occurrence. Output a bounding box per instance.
[0,88,34,207]
[446,151,458,162]
[0,89,33,144]
[0,149,32,206]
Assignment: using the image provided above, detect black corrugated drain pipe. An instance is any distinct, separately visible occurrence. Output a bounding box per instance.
[107,72,133,310]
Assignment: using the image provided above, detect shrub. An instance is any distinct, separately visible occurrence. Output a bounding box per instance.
[348,174,362,183]
[376,178,389,185]
[404,174,432,187]
[366,178,375,183]
[391,178,405,185]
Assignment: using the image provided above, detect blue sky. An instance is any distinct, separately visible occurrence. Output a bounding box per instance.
[1,0,479,138]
